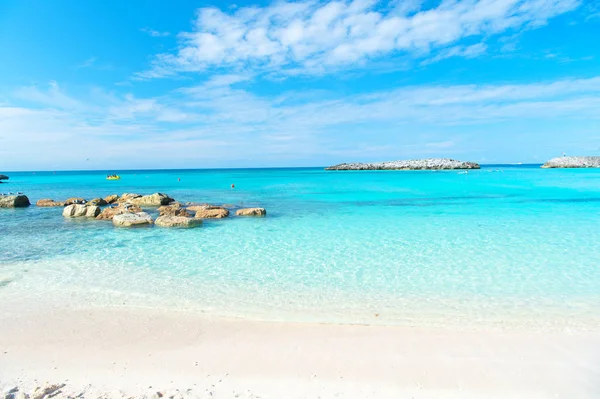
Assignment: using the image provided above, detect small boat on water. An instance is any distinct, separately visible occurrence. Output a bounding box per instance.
[106,175,121,180]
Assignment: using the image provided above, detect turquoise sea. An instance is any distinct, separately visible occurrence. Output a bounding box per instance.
[1,165,600,329]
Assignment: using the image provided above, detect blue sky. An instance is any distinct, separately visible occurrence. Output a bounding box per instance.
[1,0,599,170]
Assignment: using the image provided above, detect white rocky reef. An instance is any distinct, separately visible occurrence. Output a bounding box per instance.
[541,156,600,168]
[325,158,480,170]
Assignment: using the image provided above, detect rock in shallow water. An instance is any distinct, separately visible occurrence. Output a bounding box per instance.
[113,212,153,227]
[236,207,266,217]
[325,158,480,170]
[129,193,174,206]
[541,156,600,168]
[87,197,108,206]
[96,203,143,220]
[158,203,191,217]
[155,215,202,228]
[194,205,229,219]
[36,199,65,207]
[104,194,119,204]
[0,195,30,208]
[64,197,86,205]
[62,204,100,218]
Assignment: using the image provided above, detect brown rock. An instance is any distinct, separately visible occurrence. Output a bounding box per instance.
[118,193,142,203]
[157,203,191,217]
[113,212,153,227]
[236,208,266,217]
[195,208,229,219]
[88,198,108,206]
[104,194,119,204]
[96,203,143,220]
[129,193,173,206]
[186,204,211,212]
[36,199,65,207]
[155,215,202,228]
[0,195,30,208]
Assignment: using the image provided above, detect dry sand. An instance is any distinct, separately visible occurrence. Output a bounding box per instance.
[1,303,599,399]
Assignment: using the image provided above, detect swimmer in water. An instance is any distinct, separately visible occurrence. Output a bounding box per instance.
[231,184,235,189]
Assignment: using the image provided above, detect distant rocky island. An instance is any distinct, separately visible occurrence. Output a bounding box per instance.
[0,174,8,183]
[325,158,480,171]
[541,156,600,168]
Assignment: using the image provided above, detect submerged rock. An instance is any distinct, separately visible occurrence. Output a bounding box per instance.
[155,215,202,228]
[541,156,600,168]
[62,204,100,218]
[325,158,480,170]
[113,212,153,227]
[36,198,65,207]
[96,203,143,220]
[236,207,266,217]
[195,206,229,219]
[129,193,174,206]
[104,194,119,204]
[0,195,30,208]
[87,197,108,206]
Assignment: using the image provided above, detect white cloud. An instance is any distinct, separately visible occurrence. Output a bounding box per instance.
[138,0,581,78]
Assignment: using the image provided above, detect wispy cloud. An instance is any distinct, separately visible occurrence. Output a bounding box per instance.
[140,27,170,37]
[75,57,97,69]
[138,0,581,78]
[74,56,113,71]
[2,74,600,169]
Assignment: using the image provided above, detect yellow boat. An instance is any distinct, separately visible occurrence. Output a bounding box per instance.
[106,175,121,180]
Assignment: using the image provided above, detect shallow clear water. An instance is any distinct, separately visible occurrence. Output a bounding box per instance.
[1,166,600,329]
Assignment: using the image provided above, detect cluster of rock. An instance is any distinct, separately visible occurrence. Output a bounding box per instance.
[1,191,267,229]
[0,174,8,183]
[325,158,480,170]
[541,156,600,168]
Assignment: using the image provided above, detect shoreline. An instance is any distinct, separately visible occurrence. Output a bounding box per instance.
[2,305,600,398]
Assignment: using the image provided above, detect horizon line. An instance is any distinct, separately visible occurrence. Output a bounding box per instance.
[2,163,543,174]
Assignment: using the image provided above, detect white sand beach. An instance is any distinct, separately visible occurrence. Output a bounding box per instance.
[2,302,599,399]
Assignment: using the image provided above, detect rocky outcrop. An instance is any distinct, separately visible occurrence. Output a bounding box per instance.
[155,215,202,228]
[62,204,100,218]
[195,206,229,219]
[96,203,143,220]
[236,207,266,217]
[87,198,108,206]
[36,199,65,207]
[113,212,153,227]
[541,156,600,168]
[186,204,212,212]
[129,193,173,206]
[0,195,30,208]
[157,203,191,217]
[325,158,480,170]
[118,193,141,203]
[104,194,119,204]
[65,197,86,205]
[0,174,8,181]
